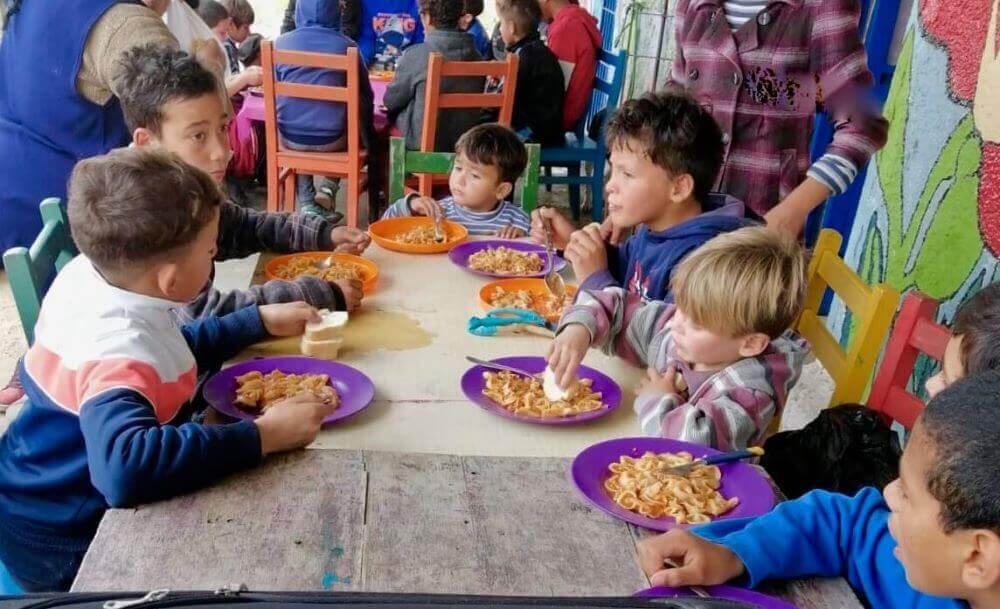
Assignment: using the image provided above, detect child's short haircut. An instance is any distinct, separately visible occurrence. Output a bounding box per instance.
[418,0,463,29]
[463,0,484,16]
[115,44,222,134]
[952,283,1000,374]
[68,148,223,274]
[198,0,230,28]
[604,89,724,203]
[497,0,541,36]
[455,124,528,185]
[921,370,1000,534]
[221,0,255,26]
[672,226,807,338]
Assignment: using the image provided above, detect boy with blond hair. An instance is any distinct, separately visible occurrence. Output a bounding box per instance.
[549,226,809,450]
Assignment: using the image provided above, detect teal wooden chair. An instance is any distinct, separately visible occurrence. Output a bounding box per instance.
[388,136,541,213]
[2,198,77,345]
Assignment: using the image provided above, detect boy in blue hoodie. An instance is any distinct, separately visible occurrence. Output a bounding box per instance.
[531,90,750,303]
[0,148,336,591]
[350,0,425,68]
[636,371,1000,609]
[275,0,377,217]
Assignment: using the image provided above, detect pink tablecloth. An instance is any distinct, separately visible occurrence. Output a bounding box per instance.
[237,79,389,137]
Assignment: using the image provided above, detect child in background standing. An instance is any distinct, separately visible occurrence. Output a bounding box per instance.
[460,0,492,57]
[538,0,601,132]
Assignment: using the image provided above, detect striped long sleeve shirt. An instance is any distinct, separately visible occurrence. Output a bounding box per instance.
[382,195,532,236]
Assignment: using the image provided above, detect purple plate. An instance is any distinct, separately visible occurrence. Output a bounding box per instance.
[571,437,775,531]
[636,586,796,609]
[448,240,567,278]
[203,356,376,425]
[460,356,621,425]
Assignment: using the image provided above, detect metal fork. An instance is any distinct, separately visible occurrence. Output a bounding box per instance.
[541,222,566,299]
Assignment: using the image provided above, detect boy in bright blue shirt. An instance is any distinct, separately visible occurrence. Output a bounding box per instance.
[636,371,1000,609]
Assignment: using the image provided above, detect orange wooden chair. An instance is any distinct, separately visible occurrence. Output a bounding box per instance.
[262,41,368,227]
[867,291,950,430]
[412,52,520,195]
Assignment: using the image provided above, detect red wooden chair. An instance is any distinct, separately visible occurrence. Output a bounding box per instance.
[412,52,519,195]
[867,291,951,430]
[262,41,367,227]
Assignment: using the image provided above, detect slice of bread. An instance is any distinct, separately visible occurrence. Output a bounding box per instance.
[306,310,349,342]
[301,336,345,359]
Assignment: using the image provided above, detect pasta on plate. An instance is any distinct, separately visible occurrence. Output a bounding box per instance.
[482,370,604,417]
[396,226,451,245]
[273,257,363,282]
[234,370,340,413]
[488,287,571,318]
[469,247,544,275]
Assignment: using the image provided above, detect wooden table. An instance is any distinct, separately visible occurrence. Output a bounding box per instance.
[72,243,863,608]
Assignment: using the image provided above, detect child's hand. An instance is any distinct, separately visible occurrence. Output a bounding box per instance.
[546,324,591,390]
[638,364,685,398]
[530,207,575,250]
[258,302,320,337]
[242,65,264,88]
[331,227,372,255]
[564,223,608,282]
[255,392,338,456]
[333,278,364,311]
[636,529,745,588]
[496,225,525,240]
[409,196,442,219]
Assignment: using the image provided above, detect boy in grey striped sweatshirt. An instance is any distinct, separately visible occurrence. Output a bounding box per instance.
[548,226,809,450]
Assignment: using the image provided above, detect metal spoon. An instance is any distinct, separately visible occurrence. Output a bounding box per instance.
[465,356,541,379]
[432,212,446,243]
[659,447,764,477]
[313,254,337,271]
[541,222,566,300]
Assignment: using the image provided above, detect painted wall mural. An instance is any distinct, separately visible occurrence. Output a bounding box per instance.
[830,0,1000,385]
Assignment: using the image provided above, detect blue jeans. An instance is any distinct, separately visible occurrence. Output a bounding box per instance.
[279,135,347,207]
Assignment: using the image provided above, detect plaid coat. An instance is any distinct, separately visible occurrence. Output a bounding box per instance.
[671,0,888,217]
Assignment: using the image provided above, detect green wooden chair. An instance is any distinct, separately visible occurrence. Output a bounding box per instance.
[2,198,77,345]
[387,137,541,213]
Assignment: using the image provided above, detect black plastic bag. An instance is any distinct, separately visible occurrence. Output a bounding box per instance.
[762,404,902,499]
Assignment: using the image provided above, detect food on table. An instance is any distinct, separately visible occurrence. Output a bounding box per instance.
[301,310,349,358]
[604,451,740,523]
[542,366,577,402]
[234,370,339,413]
[482,370,604,418]
[468,247,544,275]
[273,256,363,283]
[397,225,442,245]
[488,286,571,318]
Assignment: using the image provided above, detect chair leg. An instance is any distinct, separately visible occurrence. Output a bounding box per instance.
[283,171,296,213]
[591,156,606,221]
[267,162,281,213]
[542,166,552,193]
[347,172,360,228]
[568,164,582,221]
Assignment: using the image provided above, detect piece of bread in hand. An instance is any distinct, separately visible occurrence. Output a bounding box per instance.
[306,309,349,342]
[301,336,344,359]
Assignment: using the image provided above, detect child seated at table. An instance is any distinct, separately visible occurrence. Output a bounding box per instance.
[491,0,565,147]
[531,91,750,303]
[382,123,531,238]
[274,0,376,218]
[636,370,1000,609]
[115,45,369,321]
[459,0,491,57]
[349,0,424,69]
[198,0,264,97]
[924,282,1000,398]
[0,148,337,592]
[538,0,600,132]
[383,0,484,152]
[220,0,255,77]
[549,226,808,450]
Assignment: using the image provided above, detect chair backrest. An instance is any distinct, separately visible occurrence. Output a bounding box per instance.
[795,229,900,406]
[388,136,541,213]
[2,198,77,345]
[576,48,629,143]
[867,291,950,430]
[261,42,362,169]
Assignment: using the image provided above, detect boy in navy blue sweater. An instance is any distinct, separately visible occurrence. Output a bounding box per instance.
[637,371,1000,609]
[530,90,750,303]
[0,149,337,591]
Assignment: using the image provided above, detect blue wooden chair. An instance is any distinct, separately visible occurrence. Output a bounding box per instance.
[539,48,628,222]
[2,198,77,345]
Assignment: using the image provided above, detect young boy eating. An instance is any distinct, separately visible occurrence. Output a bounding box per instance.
[637,371,1000,609]
[115,45,369,321]
[381,123,531,237]
[549,226,808,450]
[0,148,336,591]
[198,0,262,96]
[532,90,750,303]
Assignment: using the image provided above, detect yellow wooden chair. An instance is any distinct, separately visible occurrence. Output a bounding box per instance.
[796,229,900,407]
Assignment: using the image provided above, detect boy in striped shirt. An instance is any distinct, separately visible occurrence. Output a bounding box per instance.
[382,124,532,238]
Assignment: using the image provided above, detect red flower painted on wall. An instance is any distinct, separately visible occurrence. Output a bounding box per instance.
[920,0,1000,255]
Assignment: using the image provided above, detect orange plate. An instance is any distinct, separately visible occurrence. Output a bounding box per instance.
[478,278,579,324]
[265,252,379,294]
[368,217,468,254]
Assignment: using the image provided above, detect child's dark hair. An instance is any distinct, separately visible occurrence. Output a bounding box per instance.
[952,282,1000,374]
[463,0,484,16]
[455,124,528,185]
[68,148,223,274]
[418,0,463,29]
[198,0,230,28]
[604,89,724,203]
[497,0,541,37]
[921,370,1000,534]
[221,0,255,26]
[115,45,222,134]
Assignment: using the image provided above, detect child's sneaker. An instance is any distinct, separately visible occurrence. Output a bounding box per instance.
[0,368,24,407]
[300,202,344,224]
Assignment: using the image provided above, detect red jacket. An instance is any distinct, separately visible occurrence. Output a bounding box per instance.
[546,4,601,131]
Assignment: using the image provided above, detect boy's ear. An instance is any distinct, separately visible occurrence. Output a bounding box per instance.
[738,333,770,358]
[670,173,696,204]
[495,180,514,202]
[962,529,1000,591]
[133,128,157,148]
[154,263,182,301]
